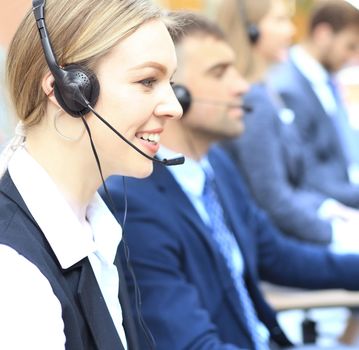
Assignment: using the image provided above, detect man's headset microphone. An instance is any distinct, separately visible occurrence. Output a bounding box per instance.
[172,84,252,116]
[171,0,258,117]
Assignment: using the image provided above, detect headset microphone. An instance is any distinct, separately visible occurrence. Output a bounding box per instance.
[195,98,253,113]
[173,84,252,115]
[87,105,185,166]
[78,93,185,166]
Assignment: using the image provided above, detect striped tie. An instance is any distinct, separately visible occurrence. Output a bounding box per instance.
[202,169,269,350]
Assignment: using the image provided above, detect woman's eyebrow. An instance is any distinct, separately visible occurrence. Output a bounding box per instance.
[130,61,167,74]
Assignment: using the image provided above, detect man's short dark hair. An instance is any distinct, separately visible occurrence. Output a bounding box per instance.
[166,11,226,45]
[310,0,359,34]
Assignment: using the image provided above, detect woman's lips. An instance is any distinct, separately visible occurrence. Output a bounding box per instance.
[135,130,162,155]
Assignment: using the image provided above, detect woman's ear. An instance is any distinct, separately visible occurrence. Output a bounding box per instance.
[41,71,61,108]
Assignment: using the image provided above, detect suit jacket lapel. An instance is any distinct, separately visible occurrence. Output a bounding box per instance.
[115,253,139,350]
[208,153,254,272]
[289,60,328,117]
[151,162,254,340]
[152,162,226,264]
[289,60,348,166]
[77,259,125,350]
[208,152,292,346]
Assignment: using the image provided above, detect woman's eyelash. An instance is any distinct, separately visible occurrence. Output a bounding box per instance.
[139,78,157,88]
[138,78,175,89]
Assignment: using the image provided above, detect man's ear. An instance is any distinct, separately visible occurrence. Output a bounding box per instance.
[41,71,61,108]
[313,22,334,47]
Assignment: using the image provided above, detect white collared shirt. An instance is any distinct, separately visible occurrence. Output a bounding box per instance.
[158,147,210,225]
[0,146,127,349]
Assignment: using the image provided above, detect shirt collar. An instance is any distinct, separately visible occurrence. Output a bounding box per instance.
[290,45,331,87]
[8,146,122,269]
[157,146,213,197]
[87,193,122,265]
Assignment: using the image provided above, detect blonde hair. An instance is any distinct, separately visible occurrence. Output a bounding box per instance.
[215,0,272,80]
[6,0,162,128]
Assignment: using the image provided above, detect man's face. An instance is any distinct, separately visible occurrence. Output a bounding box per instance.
[321,25,359,72]
[175,35,248,143]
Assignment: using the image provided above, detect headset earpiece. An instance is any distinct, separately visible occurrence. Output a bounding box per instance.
[238,0,261,45]
[53,64,100,118]
[173,84,192,116]
[33,0,100,118]
[247,23,260,45]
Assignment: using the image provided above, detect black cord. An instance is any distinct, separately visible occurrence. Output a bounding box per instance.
[86,104,160,164]
[81,115,156,350]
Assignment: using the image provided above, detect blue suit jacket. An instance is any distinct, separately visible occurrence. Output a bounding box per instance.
[223,83,332,244]
[271,58,359,208]
[104,147,359,350]
[0,171,138,350]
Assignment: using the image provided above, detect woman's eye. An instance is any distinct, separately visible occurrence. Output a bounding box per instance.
[139,78,156,88]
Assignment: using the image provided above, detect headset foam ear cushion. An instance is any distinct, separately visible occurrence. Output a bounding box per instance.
[54,64,100,118]
[247,23,260,44]
[173,84,192,116]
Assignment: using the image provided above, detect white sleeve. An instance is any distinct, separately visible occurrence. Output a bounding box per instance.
[0,244,66,350]
[317,198,342,219]
[330,219,359,254]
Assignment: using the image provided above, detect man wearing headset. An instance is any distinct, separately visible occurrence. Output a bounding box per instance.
[103,12,359,350]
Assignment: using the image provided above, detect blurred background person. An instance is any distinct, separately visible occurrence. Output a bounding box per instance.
[216,0,359,252]
[334,49,359,182]
[0,47,12,148]
[0,0,28,149]
[272,0,359,192]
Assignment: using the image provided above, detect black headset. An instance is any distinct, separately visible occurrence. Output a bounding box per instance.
[33,0,100,118]
[172,85,252,117]
[172,84,192,115]
[32,0,184,168]
[238,0,261,45]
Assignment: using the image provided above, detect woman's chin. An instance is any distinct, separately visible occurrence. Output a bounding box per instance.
[128,162,154,179]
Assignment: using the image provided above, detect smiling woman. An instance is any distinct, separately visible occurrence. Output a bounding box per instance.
[0,0,182,349]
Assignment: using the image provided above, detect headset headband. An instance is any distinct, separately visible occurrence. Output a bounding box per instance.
[32,0,100,117]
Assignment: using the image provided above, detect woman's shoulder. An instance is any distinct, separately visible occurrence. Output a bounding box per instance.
[0,191,23,230]
[0,176,48,264]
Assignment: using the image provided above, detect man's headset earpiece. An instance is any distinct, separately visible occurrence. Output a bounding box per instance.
[33,0,99,118]
[172,84,192,115]
[246,23,260,45]
[172,84,252,116]
[238,0,260,45]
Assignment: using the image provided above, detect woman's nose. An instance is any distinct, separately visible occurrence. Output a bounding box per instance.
[155,85,183,120]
